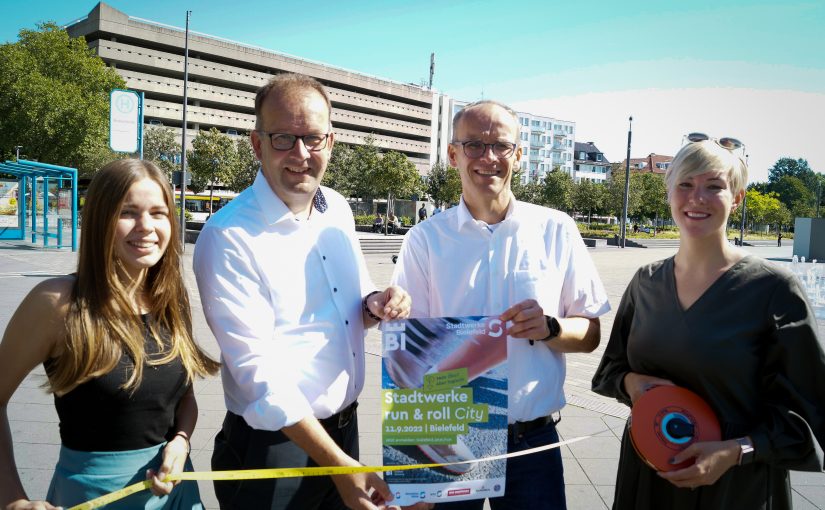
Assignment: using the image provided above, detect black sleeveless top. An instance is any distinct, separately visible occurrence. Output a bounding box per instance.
[45,315,189,451]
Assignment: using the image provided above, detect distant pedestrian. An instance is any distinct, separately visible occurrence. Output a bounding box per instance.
[432,205,442,215]
[372,213,384,233]
[778,230,783,247]
[418,204,427,223]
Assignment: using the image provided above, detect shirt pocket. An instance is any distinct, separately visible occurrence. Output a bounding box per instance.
[511,269,562,315]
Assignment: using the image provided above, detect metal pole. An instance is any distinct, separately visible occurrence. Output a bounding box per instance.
[817,179,821,218]
[138,92,145,160]
[14,146,22,161]
[179,10,191,249]
[739,154,748,245]
[620,116,633,248]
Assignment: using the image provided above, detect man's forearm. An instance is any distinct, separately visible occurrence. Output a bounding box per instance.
[281,416,356,468]
[547,317,600,353]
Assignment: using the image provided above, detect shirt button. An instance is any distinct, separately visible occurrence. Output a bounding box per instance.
[345,320,349,325]
[334,287,337,292]
[322,255,326,260]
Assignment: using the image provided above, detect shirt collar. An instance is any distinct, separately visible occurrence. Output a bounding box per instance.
[251,171,328,225]
[456,194,517,231]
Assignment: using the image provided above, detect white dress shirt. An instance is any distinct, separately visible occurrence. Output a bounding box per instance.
[391,196,610,423]
[193,173,375,431]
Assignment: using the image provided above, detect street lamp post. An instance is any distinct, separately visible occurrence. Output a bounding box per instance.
[739,154,748,245]
[14,146,22,161]
[620,116,633,248]
[179,10,192,249]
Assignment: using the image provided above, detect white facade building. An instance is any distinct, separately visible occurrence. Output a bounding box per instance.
[516,112,575,183]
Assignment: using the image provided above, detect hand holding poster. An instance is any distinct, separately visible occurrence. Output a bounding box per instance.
[381,316,508,506]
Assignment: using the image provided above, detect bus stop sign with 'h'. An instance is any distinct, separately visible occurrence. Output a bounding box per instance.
[110,89,143,155]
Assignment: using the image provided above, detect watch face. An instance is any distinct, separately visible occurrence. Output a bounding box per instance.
[546,316,561,337]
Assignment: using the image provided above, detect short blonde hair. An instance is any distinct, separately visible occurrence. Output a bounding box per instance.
[665,140,748,196]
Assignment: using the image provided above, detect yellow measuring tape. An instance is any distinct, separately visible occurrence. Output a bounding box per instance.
[67,435,590,510]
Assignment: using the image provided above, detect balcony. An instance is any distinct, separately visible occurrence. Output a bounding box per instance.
[553,131,566,138]
[551,144,565,152]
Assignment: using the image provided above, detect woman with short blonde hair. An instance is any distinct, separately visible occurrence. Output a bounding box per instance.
[593,134,825,509]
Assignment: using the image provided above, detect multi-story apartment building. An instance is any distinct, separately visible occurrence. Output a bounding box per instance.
[445,100,575,183]
[516,112,575,183]
[65,2,437,173]
[573,142,609,183]
[621,153,674,175]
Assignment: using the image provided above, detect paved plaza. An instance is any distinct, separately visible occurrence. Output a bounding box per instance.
[2,238,823,509]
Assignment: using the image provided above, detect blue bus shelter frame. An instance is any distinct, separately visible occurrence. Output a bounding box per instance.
[0,160,78,251]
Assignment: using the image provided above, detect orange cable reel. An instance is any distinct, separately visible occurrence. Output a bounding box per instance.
[629,385,721,472]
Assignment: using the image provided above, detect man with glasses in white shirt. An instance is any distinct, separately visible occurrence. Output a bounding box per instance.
[390,100,610,509]
[194,74,422,510]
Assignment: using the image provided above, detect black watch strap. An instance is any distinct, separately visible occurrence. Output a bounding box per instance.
[540,315,561,342]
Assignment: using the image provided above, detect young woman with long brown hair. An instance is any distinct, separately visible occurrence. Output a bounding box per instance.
[0,159,219,510]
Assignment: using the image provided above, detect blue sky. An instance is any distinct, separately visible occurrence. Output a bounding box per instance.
[3,0,824,182]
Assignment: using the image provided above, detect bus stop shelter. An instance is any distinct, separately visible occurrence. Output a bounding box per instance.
[0,159,78,251]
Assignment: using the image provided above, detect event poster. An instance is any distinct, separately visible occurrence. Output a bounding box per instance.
[381,316,508,506]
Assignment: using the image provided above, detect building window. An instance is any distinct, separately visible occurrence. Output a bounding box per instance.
[596,154,602,161]
[579,151,586,159]
[531,120,540,127]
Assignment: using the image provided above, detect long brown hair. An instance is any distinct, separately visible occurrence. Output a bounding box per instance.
[50,159,218,394]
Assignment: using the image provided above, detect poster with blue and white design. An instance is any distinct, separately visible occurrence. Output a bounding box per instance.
[381,316,508,506]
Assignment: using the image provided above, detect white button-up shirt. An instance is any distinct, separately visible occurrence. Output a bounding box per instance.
[391,197,610,422]
[193,173,374,431]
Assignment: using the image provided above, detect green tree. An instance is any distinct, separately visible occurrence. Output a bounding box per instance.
[770,175,815,218]
[187,128,237,197]
[739,190,788,231]
[572,180,605,225]
[323,142,357,197]
[604,169,642,220]
[637,172,669,226]
[143,126,181,178]
[0,22,126,175]
[350,135,382,199]
[226,135,258,193]
[768,157,816,188]
[426,161,462,207]
[511,171,543,205]
[541,170,573,211]
[371,150,423,210]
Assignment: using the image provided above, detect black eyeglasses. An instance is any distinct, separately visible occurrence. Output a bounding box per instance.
[258,132,330,151]
[452,140,518,159]
[685,132,744,152]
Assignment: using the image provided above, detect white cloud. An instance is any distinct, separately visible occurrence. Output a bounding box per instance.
[513,88,825,183]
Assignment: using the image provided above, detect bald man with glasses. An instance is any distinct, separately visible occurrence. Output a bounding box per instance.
[389,100,610,509]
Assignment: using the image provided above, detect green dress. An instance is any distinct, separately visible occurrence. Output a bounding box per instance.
[592,256,825,510]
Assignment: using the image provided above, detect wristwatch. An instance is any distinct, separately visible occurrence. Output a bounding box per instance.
[540,315,562,342]
[735,437,755,465]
